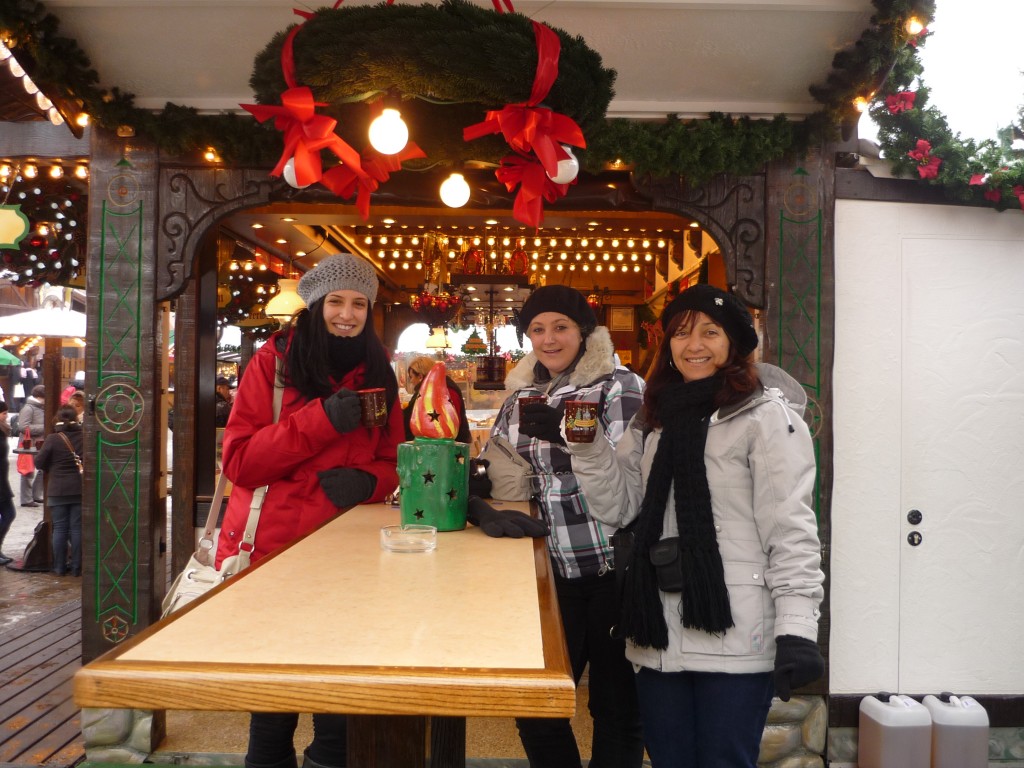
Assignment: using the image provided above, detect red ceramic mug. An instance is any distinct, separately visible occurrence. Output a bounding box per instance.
[564,400,598,443]
[357,388,388,428]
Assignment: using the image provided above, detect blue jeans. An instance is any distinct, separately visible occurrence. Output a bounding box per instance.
[50,501,82,575]
[246,712,347,768]
[515,570,644,768]
[635,668,773,768]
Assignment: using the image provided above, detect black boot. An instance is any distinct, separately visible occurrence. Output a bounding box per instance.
[245,754,298,768]
[302,748,344,768]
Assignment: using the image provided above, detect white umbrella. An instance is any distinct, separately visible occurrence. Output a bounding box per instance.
[0,308,87,338]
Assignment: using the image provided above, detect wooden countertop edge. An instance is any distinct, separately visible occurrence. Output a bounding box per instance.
[74,663,577,717]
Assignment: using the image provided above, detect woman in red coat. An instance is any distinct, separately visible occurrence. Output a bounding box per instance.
[217,253,404,768]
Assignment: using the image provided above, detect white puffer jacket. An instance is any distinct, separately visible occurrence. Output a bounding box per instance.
[566,363,824,674]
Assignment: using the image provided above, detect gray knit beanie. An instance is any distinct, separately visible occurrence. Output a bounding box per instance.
[298,254,379,307]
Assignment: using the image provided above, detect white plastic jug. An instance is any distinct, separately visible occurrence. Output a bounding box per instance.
[858,693,931,768]
[921,693,989,768]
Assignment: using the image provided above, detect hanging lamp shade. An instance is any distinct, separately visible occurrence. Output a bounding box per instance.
[265,278,306,319]
[425,326,450,349]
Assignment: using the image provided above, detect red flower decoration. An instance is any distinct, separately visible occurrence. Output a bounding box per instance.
[917,156,942,179]
[907,139,941,179]
[1014,185,1024,209]
[908,27,929,47]
[907,139,932,162]
[969,174,987,186]
[885,91,916,114]
[983,189,1002,203]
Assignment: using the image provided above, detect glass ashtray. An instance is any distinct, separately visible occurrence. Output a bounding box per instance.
[380,524,437,553]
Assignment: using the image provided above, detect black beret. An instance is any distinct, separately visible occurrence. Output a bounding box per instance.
[660,284,758,356]
[519,285,598,334]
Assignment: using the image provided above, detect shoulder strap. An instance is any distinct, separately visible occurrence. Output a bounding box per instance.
[57,431,80,458]
[195,360,284,567]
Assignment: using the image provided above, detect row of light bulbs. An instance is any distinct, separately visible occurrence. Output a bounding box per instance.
[378,249,654,263]
[384,260,643,273]
[0,43,90,130]
[363,234,669,249]
[0,162,89,180]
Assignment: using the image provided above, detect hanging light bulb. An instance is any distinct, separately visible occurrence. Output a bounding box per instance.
[368,108,409,155]
[440,173,471,208]
[282,157,311,189]
[547,145,580,185]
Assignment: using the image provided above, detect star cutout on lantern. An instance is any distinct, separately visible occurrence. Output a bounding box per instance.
[415,509,425,520]
[427,409,441,423]
[447,488,458,500]
[422,471,436,484]
[456,454,466,464]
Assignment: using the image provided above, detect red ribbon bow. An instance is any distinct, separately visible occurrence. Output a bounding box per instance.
[464,22,585,180]
[240,15,366,188]
[322,142,427,220]
[495,154,569,228]
[463,21,585,227]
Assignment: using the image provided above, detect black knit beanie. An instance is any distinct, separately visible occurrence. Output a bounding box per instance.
[661,284,758,357]
[518,285,597,336]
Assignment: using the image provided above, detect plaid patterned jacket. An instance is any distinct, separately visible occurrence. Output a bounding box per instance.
[491,327,645,578]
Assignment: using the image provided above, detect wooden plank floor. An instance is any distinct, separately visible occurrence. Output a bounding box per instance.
[0,566,84,768]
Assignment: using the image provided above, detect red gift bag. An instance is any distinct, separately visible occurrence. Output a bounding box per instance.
[16,427,35,475]
[17,450,34,476]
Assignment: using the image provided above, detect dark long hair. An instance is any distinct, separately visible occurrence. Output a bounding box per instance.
[281,300,398,409]
[642,308,759,429]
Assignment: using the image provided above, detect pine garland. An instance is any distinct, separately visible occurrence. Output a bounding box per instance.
[4,0,1021,211]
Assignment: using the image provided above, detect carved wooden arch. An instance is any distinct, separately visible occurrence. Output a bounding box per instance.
[632,172,766,308]
[156,167,280,301]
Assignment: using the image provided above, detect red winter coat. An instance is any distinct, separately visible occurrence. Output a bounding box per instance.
[215,334,403,567]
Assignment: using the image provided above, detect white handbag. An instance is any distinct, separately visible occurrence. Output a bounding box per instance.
[161,367,282,618]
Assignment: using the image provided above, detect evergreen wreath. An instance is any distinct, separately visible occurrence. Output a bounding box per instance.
[3,0,1021,208]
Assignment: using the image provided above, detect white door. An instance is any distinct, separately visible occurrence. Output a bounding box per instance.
[832,200,1024,695]
[898,242,1024,692]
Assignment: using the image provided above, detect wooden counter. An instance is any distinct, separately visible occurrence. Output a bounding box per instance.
[74,503,574,765]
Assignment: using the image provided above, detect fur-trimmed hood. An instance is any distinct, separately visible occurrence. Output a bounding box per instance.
[504,326,616,393]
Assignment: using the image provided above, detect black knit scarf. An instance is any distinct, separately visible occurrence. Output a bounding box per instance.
[620,375,734,649]
[327,333,367,380]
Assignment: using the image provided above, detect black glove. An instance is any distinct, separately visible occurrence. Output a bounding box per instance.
[468,459,492,499]
[519,401,565,445]
[317,468,377,509]
[773,635,825,701]
[467,495,548,539]
[323,388,362,434]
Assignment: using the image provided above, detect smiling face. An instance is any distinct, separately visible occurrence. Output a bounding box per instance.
[526,312,583,376]
[321,289,369,337]
[669,311,731,382]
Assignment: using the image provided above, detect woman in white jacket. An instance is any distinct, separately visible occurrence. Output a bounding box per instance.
[565,284,825,767]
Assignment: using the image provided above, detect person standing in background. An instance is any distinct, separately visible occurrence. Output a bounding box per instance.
[215,376,234,427]
[18,385,46,507]
[33,405,84,577]
[0,401,16,565]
